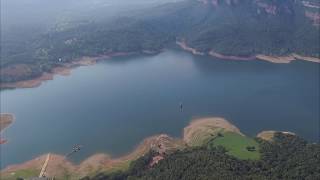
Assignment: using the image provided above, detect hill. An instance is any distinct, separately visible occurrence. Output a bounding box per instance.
[1,0,319,85]
[2,117,319,179]
[86,133,320,180]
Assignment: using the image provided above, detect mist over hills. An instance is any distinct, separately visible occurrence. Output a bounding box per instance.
[1,0,319,83]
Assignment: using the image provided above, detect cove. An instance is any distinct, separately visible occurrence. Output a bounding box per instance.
[1,50,319,168]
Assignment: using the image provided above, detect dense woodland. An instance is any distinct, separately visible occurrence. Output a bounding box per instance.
[1,0,319,83]
[83,133,320,180]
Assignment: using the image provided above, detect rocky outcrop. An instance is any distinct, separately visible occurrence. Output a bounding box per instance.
[305,11,320,26]
[256,1,277,15]
[176,40,205,55]
[198,0,240,7]
[257,131,296,141]
[302,1,320,9]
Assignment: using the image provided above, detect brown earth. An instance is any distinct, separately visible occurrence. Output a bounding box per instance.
[183,117,243,146]
[256,131,277,141]
[177,40,320,63]
[0,64,34,78]
[209,50,256,61]
[0,113,15,145]
[255,54,296,63]
[292,53,320,63]
[0,56,99,89]
[176,40,205,55]
[0,113,14,132]
[1,117,298,179]
[0,52,137,90]
[257,130,296,141]
[1,134,186,179]
[0,118,233,179]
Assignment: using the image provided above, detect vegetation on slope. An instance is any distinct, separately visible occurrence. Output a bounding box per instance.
[3,169,39,180]
[1,118,319,179]
[208,132,260,160]
[86,133,320,180]
[1,0,319,84]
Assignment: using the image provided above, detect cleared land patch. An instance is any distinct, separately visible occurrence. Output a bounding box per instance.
[183,117,243,146]
[208,132,260,160]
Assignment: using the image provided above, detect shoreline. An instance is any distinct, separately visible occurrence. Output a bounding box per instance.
[0,117,295,178]
[209,50,256,61]
[0,113,15,145]
[176,40,320,63]
[0,52,139,90]
[0,113,15,132]
[1,133,186,178]
[1,45,319,90]
[0,117,239,175]
[0,57,100,89]
[176,41,205,55]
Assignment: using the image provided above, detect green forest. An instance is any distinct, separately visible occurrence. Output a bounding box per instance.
[1,0,319,83]
[83,133,320,180]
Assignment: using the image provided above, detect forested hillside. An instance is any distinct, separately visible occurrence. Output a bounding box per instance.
[85,133,320,180]
[1,0,319,84]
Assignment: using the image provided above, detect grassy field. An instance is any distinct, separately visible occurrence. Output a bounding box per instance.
[2,169,39,180]
[208,132,260,160]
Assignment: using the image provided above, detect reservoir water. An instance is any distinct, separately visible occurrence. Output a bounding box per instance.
[1,50,319,168]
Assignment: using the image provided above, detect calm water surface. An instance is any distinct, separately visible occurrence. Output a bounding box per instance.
[1,50,319,168]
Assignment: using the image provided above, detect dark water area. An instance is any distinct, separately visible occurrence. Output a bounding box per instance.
[1,50,319,168]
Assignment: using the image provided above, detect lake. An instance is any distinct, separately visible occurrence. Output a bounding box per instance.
[1,50,319,168]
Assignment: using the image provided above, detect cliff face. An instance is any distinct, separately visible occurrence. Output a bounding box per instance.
[180,0,319,57]
[198,0,240,6]
[302,0,320,26]
[197,0,319,25]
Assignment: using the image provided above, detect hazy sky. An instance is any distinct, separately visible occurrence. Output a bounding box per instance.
[2,0,181,28]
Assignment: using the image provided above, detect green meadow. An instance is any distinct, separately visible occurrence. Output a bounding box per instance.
[208,132,260,160]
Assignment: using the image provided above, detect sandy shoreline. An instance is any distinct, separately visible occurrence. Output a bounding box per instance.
[0,117,300,179]
[256,54,320,63]
[0,52,136,90]
[176,41,205,55]
[257,130,296,141]
[0,57,99,89]
[209,50,256,61]
[1,45,319,90]
[0,113,15,145]
[1,134,186,179]
[1,117,236,177]
[0,113,15,132]
[177,40,320,63]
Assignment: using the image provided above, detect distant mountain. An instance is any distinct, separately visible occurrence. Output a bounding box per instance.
[180,0,320,56]
[1,0,319,84]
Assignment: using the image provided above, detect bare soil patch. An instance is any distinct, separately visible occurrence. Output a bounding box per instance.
[183,117,243,146]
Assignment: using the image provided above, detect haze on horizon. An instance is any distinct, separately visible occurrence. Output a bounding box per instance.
[2,0,182,28]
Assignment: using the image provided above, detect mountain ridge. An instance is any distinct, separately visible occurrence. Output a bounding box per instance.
[1,0,319,85]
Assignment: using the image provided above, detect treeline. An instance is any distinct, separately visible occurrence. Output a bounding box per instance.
[84,133,320,180]
[2,0,319,83]
[185,0,320,56]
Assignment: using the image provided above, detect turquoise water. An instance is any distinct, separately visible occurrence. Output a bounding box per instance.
[1,50,319,168]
